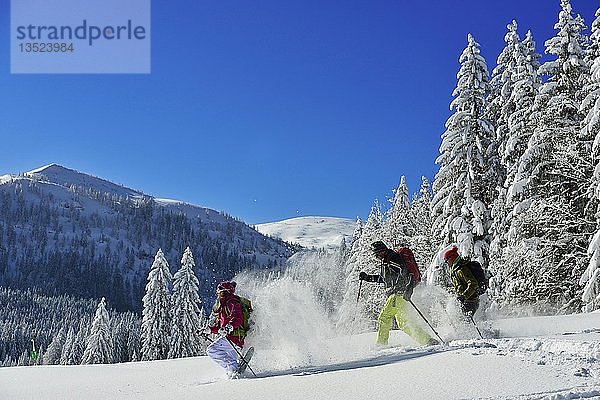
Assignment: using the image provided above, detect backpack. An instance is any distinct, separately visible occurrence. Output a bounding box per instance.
[396,247,421,284]
[232,295,253,336]
[464,260,488,295]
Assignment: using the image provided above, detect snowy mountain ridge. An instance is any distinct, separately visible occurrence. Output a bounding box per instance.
[25,164,144,200]
[254,216,355,249]
[5,163,261,232]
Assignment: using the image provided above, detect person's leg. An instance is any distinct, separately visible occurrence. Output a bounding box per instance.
[394,297,433,346]
[377,295,397,345]
[461,300,479,316]
[206,337,240,373]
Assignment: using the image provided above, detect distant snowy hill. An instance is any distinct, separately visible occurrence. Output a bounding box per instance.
[3,312,600,399]
[254,216,355,249]
[26,164,143,199]
[0,164,296,312]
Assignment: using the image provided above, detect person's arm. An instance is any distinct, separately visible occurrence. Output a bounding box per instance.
[359,271,383,283]
[457,267,479,300]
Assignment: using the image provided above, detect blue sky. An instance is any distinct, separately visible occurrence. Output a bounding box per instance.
[0,1,598,224]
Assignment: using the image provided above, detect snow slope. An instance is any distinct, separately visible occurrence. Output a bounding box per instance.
[4,242,600,399]
[2,314,600,400]
[255,216,355,249]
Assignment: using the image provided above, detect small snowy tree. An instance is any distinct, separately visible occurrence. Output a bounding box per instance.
[59,326,75,365]
[71,317,91,365]
[384,176,413,248]
[352,217,363,245]
[43,325,66,365]
[338,200,385,332]
[82,297,113,364]
[140,249,172,361]
[411,177,437,273]
[336,237,350,266]
[168,247,204,358]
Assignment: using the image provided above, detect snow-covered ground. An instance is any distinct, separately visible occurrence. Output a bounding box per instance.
[3,312,600,399]
[255,216,355,249]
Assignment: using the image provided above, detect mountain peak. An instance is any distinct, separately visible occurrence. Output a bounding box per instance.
[27,163,73,176]
[25,163,144,199]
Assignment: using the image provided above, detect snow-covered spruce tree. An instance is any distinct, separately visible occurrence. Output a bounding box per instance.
[43,325,66,365]
[111,318,129,363]
[488,20,521,179]
[410,176,437,275]
[71,317,91,365]
[82,297,113,364]
[337,200,385,333]
[580,7,600,312]
[352,217,363,245]
[168,247,205,358]
[384,176,413,248]
[125,315,142,362]
[431,34,495,268]
[59,326,75,365]
[110,312,142,364]
[507,0,591,312]
[504,30,542,218]
[336,236,350,267]
[488,21,522,277]
[491,30,542,305]
[140,249,172,361]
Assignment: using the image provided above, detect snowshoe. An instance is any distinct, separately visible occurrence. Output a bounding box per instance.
[236,346,254,375]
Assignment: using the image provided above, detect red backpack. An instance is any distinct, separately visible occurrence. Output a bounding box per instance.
[396,247,421,284]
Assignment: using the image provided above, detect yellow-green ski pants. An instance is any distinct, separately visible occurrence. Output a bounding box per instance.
[377,294,432,346]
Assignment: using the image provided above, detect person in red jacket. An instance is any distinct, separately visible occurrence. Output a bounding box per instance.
[203,281,245,377]
[443,246,480,315]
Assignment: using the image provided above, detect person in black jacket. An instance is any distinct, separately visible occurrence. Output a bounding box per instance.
[359,241,437,346]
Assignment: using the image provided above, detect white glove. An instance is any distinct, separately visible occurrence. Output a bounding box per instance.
[202,327,211,335]
[218,324,233,337]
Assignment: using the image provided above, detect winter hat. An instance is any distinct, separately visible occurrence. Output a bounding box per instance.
[443,246,459,264]
[371,241,388,253]
[217,281,235,293]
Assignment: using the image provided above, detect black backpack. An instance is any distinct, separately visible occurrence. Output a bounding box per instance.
[465,260,489,295]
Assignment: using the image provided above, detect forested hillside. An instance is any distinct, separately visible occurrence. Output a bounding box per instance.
[0,164,296,312]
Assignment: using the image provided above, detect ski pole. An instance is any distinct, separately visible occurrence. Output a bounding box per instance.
[201,333,257,377]
[224,337,257,378]
[356,279,363,303]
[469,315,484,339]
[408,299,445,345]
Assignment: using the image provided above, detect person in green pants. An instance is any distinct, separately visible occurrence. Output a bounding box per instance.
[359,241,438,346]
